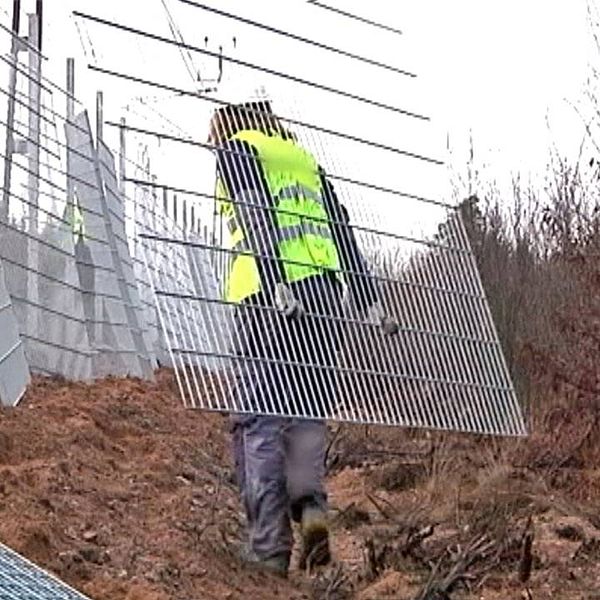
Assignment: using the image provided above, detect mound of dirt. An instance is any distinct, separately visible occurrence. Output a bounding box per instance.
[1,371,599,599]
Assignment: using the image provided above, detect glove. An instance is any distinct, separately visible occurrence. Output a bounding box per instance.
[274,283,305,320]
[367,303,399,337]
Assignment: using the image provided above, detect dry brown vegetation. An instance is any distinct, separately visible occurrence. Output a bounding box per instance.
[0,374,598,600]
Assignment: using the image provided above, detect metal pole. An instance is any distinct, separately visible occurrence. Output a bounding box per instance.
[119,117,126,196]
[1,0,22,224]
[119,116,130,243]
[96,91,103,144]
[36,0,43,51]
[26,12,42,323]
[65,58,76,217]
[66,57,75,122]
[11,0,21,40]
[27,13,41,233]
[66,57,75,219]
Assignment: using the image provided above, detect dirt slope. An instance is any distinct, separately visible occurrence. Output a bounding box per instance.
[0,372,599,599]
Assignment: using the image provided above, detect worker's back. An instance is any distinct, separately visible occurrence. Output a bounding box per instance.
[216,128,342,306]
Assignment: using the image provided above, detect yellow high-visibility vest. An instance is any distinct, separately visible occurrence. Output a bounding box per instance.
[217,129,340,303]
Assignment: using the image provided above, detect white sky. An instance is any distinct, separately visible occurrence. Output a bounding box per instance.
[1,0,595,245]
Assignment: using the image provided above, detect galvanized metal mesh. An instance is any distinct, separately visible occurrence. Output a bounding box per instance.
[0,37,91,379]
[0,542,91,600]
[138,205,524,435]
[0,16,156,381]
[72,4,525,435]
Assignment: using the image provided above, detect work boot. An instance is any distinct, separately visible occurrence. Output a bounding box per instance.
[240,545,289,578]
[298,504,331,570]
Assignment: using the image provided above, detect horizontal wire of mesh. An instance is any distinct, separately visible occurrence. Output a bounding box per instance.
[79,4,524,435]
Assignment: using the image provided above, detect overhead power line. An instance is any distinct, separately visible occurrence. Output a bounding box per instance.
[177,0,415,77]
[73,10,427,120]
[307,0,403,36]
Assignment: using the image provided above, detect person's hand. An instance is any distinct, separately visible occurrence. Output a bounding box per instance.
[380,315,399,336]
[367,303,399,337]
[274,283,305,320]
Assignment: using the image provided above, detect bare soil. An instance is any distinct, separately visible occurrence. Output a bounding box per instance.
[0,371,599,599]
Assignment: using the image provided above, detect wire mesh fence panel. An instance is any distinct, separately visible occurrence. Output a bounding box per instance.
[75,2,528,435]
[131,174,166,364]
[0,255,30,406]
[137,194,233,401]
[63,110,148,378]
[0,44,93,379]
[0,12,157,382]
[96,139,154,377]
[0,542,92,600]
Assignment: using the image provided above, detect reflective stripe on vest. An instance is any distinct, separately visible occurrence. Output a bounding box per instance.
[227,183,324,227]
[277,183,324,206]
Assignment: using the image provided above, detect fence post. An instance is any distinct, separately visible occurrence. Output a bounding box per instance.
[24,13,42,332]
[66,57,74,121]
[1,0,22,224]
[67,59,97,360]
[93,106,153,378]
[96,91,103,144]
[0,258,30,406]
[119,117,126,195]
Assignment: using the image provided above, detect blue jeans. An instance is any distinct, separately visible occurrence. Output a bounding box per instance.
[230,274,341,558]
[231,415,327,559]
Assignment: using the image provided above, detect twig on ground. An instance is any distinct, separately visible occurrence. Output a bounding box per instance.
[365,492,393,521]
[324,563,349,599]
[414,535,498,600]
[518,515,534,583]
[325,425,344,473]
[403,525,435,557]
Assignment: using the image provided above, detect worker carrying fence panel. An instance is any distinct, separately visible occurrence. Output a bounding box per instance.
[208,90,398,576]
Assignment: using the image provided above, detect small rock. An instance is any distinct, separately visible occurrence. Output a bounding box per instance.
[555,523,584,541]
[181,469,196,482]
[59,550,83,564]
[82,530,98,542]
[79,547,102,564]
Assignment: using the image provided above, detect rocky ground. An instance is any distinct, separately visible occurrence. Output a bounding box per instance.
[0,371,599,599]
